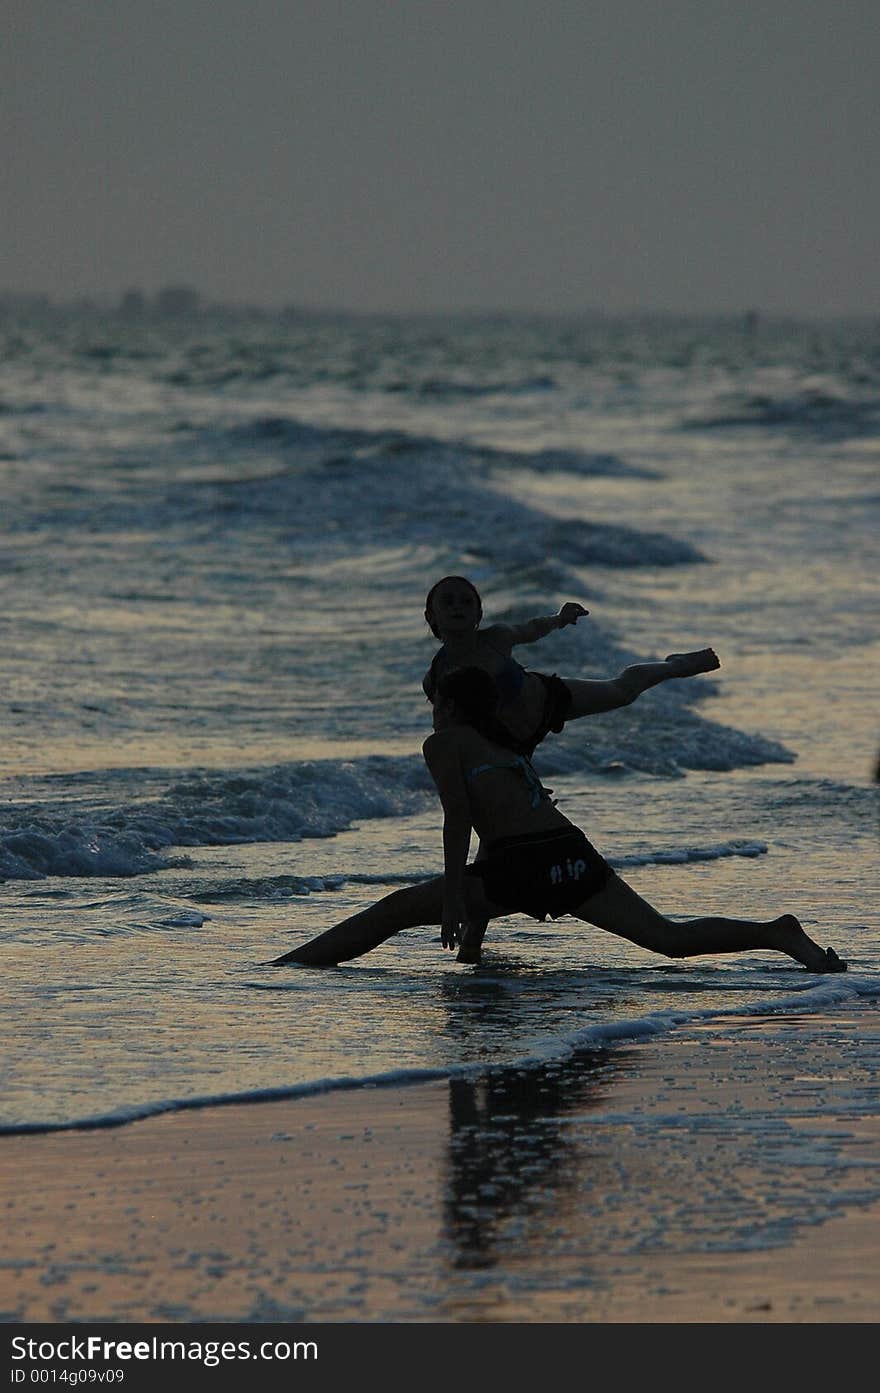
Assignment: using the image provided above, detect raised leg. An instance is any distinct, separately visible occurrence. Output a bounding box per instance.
[563,649,720,719]
[573,872,846,972]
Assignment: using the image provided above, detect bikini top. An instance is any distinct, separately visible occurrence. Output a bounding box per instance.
[466,754,547,810]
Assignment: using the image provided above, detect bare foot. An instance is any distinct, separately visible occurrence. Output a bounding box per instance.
[774,914,847,972]
[665,648,720,677]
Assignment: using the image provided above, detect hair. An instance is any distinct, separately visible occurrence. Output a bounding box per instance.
[436,665,528,756]
[423,575,483,639]
[436,666,499,726]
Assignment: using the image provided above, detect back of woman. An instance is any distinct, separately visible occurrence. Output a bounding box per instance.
[425,718,568,845]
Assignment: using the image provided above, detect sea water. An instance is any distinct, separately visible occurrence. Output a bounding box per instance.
[0,311,877,1140]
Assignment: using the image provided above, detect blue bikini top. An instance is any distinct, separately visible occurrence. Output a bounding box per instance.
[466,753,546,809]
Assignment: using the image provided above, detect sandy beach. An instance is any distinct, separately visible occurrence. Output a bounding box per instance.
[2,1005,878,1326]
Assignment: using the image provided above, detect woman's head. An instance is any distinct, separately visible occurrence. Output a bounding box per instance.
[435,665,499,727]
[424,575,483,639]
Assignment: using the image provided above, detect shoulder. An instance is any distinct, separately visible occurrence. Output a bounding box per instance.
[480,623,514,652]
[423,725,460,759]
[422,724,481,765]
[423,727,479,808]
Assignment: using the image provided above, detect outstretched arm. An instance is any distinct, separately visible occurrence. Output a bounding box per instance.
[497,602,589,649]
[565,648,720,718]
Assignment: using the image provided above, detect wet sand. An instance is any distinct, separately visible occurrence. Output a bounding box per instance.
[2,1008,878,1324]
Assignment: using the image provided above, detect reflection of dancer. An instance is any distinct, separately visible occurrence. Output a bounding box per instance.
[443,1051,612,1269]
[270,667,846,974]
[422,575,719,758]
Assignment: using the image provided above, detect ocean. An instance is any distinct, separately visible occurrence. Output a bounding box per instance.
[1,308,877,1153]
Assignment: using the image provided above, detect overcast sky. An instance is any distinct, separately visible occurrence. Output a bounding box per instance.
[3,0,878,314]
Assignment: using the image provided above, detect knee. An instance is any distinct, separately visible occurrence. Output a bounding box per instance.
[658,921,692,958]
[639,912,686,958]
[617,669,650,705]
[463,878,491,919]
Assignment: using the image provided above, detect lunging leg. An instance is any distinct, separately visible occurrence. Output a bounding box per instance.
[574,873,846,972]
[269,878,446,966]
[270,876,498,967]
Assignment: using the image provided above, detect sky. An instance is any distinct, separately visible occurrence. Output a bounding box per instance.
[2,0,878,315]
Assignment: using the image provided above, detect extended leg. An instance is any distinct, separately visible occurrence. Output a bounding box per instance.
[573,872,846,972]
[268,878,445,966]
[563,649,720,719]
[269,875,497,967]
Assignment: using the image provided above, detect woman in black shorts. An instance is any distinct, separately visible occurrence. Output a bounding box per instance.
[270,667,846,975]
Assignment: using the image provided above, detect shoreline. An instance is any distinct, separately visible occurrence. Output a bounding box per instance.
[2,1005,878,1324]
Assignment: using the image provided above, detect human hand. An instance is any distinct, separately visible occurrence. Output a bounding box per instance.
[557,602,589,627]
[441,898,468,950]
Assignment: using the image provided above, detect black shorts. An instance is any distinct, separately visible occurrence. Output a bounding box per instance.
[465,825,612,922]
[497,672,573,759]
[528,671,573,751]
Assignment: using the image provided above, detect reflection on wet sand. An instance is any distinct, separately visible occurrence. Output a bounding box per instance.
[442,1046,631,1271]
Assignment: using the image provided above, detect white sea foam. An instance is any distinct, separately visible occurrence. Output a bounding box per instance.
[1,310,877,1139]
[4,973,876,1137]
[0,737,793,881]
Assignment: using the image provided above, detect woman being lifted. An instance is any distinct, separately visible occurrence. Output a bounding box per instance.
[422,575,719,759]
